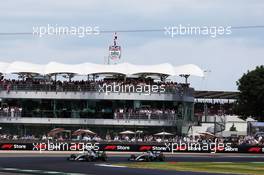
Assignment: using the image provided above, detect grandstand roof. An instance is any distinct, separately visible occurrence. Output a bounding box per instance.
[0,61,204,77]
[194,90,239,99]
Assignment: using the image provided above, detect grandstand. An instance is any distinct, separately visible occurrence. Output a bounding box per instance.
[0,61,203,140]
[191,90,253,138]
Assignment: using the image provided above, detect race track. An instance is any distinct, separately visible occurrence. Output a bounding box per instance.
[0,153,263,175]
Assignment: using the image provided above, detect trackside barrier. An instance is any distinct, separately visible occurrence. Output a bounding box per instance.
[0,142,264,153]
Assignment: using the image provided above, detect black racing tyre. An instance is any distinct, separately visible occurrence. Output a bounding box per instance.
[70,154,76,158]
[129,154,136,160]
[85,156,92,162]
[101,155,107,161]
[68,155,76,160]
[158,155,165,161]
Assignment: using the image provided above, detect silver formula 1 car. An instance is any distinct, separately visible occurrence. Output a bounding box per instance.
[128,151,165,162]
[67,150,107,162]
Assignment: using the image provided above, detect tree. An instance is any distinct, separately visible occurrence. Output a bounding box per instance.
[236,65,264,121]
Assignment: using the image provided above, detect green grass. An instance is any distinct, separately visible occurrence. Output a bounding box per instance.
[116,162,264,175]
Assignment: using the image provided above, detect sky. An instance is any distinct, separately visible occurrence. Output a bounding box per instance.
[0,0,263,91]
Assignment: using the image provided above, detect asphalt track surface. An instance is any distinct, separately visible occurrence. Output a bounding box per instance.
[0,153,264,175]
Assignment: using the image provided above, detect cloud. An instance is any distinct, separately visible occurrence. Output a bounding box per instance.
[0,34,263,91]
[0,0,263,26]
[0,0,263,91]
[122,37,264,90]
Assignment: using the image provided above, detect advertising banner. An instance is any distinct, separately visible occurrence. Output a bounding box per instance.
[0,142,263,153]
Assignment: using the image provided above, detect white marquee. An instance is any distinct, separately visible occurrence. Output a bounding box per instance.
[0,61,204,77]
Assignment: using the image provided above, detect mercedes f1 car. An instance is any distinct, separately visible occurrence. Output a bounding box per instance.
[67,150,107,162]
[128,151,165,161]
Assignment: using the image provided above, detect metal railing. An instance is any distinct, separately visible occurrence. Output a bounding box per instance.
[0,110,179,121]
[0,111,22,118]
[114,113,179,121]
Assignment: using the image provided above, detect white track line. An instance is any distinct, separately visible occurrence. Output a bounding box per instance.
[0,168,88,175]
[95,164,127,168]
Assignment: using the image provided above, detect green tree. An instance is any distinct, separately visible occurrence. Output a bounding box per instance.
[236,65,264,121]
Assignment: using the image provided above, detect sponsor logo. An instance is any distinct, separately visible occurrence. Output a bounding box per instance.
[224,146,238,152]
[0,142,260,154]
[139,146,152,151]
[104,145,117,150]
[116,145,130,151]
[13,144,26,149]
[152,146,169,151]
[139,145,170,151]
[0,144,27,150]
[248,147,262,153]
[103,145,130,151]
[1,144,13,149]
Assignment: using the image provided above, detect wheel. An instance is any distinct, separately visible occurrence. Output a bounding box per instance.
[70,154,76,158]
[145,156,150,162]
[85,156,92,162]
[101,155,107,161]
[68,155,76,161]
[158,154,165,161]
[129,155,136,160]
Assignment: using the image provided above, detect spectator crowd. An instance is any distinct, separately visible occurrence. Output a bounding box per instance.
[1,131,264,146]
[114,108,178,120]
[0,106,22,118]
[0,78,190,94]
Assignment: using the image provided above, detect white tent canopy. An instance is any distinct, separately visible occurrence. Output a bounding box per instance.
[119,130,135,135]
[0,62,10,74]
[174,64,204,77]
[72,129,96,135]
[154,131,174,136]
[44,62,83,75]
[81,62,129,75]
[128,63,176,76]
[5,61,45,74]
[0,61,204,77]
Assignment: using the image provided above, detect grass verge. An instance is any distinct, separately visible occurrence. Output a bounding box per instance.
[115,162,264,175]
